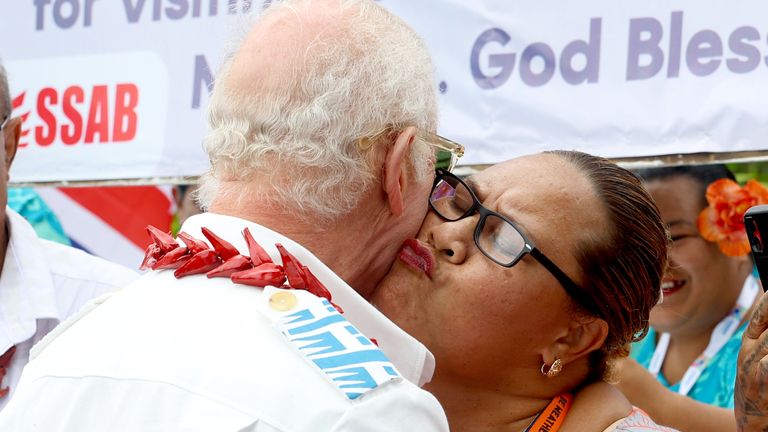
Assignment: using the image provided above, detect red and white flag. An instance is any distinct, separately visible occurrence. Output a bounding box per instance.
[37,186,174,270]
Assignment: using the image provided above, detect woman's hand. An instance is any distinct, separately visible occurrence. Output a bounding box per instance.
[736,291,768,432]
[613,357,735,431]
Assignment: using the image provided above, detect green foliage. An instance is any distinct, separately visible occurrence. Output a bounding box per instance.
[436,149,452,170]
[727,162,768,185]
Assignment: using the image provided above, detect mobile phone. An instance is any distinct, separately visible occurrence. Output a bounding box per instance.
[744,205,768,292]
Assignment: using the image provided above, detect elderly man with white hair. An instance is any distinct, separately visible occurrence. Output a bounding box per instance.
[0,0,459,430]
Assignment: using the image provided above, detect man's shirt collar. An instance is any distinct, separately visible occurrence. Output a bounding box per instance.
[0,209,59,354]
[180,212,436,386]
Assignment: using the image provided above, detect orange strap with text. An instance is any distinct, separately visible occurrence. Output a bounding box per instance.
[524,393,573,432]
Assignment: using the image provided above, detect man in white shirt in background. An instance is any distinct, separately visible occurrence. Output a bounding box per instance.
[0,0,456,430]
[0,61,139,411]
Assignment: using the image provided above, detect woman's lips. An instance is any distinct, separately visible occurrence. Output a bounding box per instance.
[397,239,435,279]
[661,279,686,297]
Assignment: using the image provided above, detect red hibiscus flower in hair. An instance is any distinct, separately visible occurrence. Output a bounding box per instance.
[697,179,768,256]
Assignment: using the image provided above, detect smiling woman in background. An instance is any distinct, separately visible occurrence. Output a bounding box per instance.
[610,165,763,431]
[373,151,675,431]
[630,165,758,406]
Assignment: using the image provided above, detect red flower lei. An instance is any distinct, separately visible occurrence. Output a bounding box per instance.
[140,225,343,313]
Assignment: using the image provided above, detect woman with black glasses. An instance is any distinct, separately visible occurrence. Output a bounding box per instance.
[372,150,676,431]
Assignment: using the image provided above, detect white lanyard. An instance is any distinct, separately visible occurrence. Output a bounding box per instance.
[648,274,759,396]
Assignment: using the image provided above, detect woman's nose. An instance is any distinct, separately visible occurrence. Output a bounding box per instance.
[428,215,477,265]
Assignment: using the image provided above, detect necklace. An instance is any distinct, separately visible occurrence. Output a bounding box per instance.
[141,225,343,312]
[648,274,759,396]
[523,393,573,432]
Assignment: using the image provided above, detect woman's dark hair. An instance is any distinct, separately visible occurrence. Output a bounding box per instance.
[547,150,669,381]
[634,164,736,208]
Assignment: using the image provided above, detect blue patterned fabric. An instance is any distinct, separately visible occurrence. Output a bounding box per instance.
[631,323,746,408]
[273,290,401,400]
[7,188,70,246]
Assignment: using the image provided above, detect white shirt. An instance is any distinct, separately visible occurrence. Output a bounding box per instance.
[0,212,449,431]
[0,208,139,411]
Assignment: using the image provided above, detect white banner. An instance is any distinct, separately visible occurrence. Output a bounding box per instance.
[2,0,767,182]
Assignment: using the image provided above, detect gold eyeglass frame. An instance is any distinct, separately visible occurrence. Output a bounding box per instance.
[357,126,465,172]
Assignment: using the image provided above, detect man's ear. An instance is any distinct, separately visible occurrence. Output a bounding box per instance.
[3,117,20,171]
[382,126,417,217]
[542,316,609,368]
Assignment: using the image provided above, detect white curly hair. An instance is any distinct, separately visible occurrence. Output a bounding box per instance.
[197,0,438,221]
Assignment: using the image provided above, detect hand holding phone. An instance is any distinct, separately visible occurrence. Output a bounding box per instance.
[744,204,768,292]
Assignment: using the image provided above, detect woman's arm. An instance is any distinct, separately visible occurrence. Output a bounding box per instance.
[614,357,735,431]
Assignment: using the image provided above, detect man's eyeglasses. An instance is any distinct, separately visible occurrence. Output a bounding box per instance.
[425,134,464,172]
[0,115,8,132]
[358,127,465,172]
[429,168,602,317]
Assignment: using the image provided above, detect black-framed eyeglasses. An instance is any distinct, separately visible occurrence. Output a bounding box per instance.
[429,168,602,317]
[0,114,8,132]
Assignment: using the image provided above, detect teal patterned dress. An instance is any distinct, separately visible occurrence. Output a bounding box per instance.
[630,324,746,408]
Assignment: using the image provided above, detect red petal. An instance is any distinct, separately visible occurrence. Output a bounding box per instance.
[697,207,724,242]
[178,232,209,254]
[242,228,273,265]
[174,250,221,278]
[152,246,191,270]
[706,179,742,204]
[139,243,162,271]
[146,225,178,253]
[275,244,306,289]
[331,302,344,314]
[718,238,751,257]
[302,265,332,301]
[206,255,253,278]
[230,263,286,287]
[201,227,240,261]
[745,180,768,204]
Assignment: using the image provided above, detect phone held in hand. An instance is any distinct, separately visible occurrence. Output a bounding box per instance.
[744,205,768,292]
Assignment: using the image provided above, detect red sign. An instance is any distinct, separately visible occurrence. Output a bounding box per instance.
[14,83,139,148]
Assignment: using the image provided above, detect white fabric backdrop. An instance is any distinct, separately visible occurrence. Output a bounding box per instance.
[2,0,767,182]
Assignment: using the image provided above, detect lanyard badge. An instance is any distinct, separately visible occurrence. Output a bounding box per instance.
[648,275,759,396]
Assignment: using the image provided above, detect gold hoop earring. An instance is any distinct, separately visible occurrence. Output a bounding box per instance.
[541,358,563,378]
